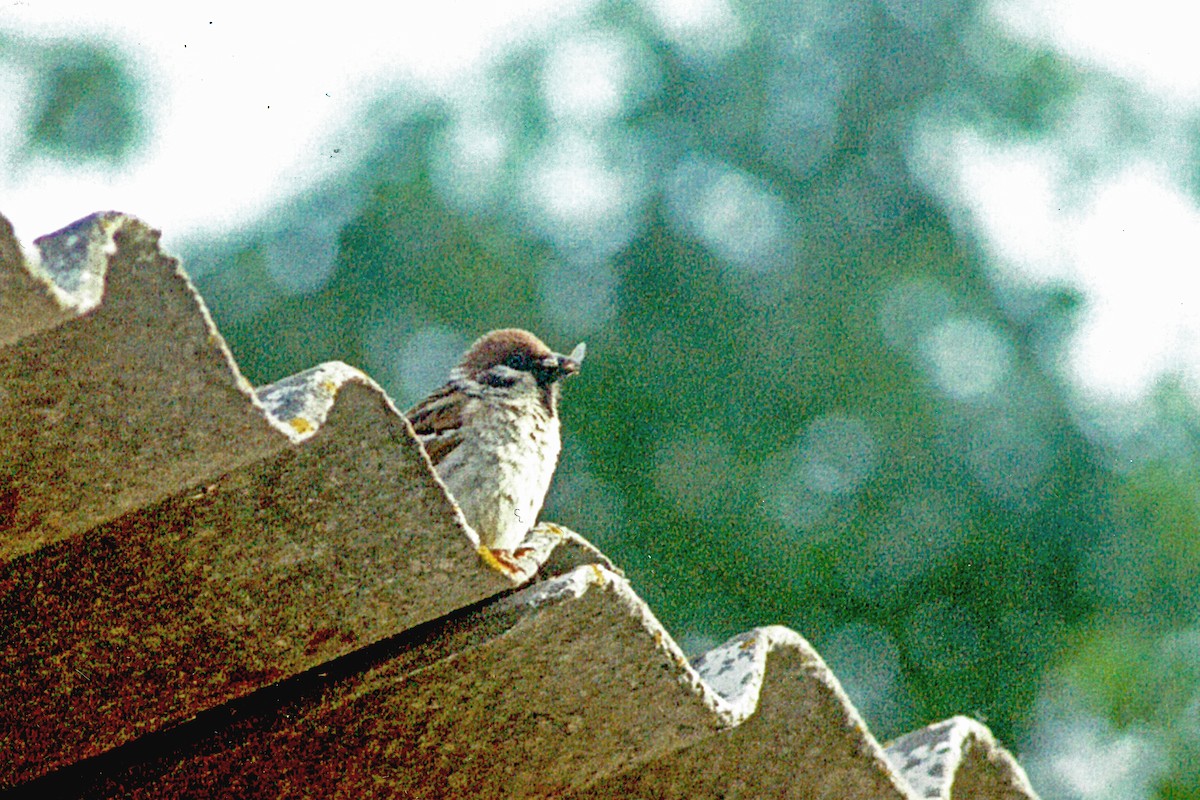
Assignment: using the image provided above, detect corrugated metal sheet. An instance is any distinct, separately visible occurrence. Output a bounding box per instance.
[0,212,1039,799]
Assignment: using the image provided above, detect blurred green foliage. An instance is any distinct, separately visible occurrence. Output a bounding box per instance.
[19,1,1200,797]
[20,41,145,163]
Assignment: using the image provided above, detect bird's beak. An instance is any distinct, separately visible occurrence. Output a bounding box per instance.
[552,342,585,377]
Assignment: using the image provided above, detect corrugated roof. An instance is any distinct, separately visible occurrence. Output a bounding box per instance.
[0,212,1040,799]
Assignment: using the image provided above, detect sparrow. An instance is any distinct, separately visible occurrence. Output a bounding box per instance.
[405,329,585,572]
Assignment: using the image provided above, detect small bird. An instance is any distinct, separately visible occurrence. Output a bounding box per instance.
[405,329,585,572]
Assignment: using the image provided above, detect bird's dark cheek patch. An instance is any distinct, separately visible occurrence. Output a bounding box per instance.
[481,370,519,388]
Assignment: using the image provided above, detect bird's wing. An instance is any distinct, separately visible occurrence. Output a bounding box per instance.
[405,384,467,466]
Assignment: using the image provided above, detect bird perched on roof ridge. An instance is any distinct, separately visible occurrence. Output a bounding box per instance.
[405,328,585,574]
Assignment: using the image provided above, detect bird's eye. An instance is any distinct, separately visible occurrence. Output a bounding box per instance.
[504,353,530,371]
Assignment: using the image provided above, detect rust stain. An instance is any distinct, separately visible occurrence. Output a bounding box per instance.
[304,627,356,657]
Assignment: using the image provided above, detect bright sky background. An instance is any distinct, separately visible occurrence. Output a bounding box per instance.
[957,0,1200,406]
[0,0,595,240]
[3,0,1200,409]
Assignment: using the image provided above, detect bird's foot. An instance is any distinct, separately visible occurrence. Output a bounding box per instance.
[477,545,535,578]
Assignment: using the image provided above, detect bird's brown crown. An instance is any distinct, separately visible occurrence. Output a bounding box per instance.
[459,329,555,374]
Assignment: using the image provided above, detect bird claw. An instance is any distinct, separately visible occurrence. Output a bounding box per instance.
[477,545,532,578]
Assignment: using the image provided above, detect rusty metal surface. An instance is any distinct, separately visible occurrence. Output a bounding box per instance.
[887,716,1040,800]
[0,373,520,786]
[576,627,919,800]
[0,213,284,559]
[25,567,725,799]
[0,213,520,787]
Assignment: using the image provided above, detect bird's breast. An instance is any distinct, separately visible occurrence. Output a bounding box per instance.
[435,401,561,551]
